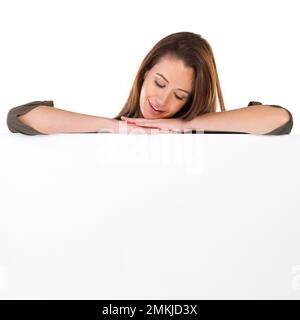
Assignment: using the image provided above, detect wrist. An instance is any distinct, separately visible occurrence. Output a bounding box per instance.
[97,117,119,133]
[181,118,196,131]
[182,117,205,133]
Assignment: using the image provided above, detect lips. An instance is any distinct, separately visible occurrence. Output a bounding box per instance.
[148,99,164,114]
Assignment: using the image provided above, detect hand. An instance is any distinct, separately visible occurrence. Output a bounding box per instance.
[119,121,171,134]
[121,116,188,133]
[99,119,174,134]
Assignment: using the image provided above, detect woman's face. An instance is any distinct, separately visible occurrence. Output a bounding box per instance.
[139,55,194,119]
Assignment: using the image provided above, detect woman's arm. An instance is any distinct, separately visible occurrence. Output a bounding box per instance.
[18,105,115,134]
[14,104,161,135]
[184,105,291,134]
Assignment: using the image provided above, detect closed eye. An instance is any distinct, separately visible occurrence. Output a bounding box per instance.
[154,80,184,101]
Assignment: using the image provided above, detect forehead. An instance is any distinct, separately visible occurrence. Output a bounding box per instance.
[150,56,194,91]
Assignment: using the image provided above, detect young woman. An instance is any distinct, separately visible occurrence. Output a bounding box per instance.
[6,31,293,135]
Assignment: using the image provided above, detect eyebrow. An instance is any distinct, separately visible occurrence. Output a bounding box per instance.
[156,73,191,95]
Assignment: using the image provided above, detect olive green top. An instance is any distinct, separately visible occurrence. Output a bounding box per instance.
[6,100,293,135]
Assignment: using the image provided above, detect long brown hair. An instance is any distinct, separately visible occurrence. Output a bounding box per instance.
[113,31,225,121]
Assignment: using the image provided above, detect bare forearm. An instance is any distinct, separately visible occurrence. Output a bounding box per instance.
[184,105,290,134]
[19,106,115,134]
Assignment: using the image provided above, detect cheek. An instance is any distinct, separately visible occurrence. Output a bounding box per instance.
[170,102,185,116]
[139,85,146,109]
[144,79,158,96]
[140,82,153,106]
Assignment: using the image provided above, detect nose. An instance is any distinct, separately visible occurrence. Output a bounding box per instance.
[157,89,171,107]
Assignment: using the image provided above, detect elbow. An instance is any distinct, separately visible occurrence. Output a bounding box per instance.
[280,108,292,126]
[6,107,19,133]
[265,106,293,135]
[6,106,44,135]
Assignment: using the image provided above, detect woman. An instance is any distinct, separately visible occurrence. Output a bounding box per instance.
[6,32,293,135]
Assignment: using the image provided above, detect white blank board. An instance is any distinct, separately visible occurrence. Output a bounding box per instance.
[0,132,300,299]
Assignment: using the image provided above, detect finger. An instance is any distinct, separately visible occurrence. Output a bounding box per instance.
[121,116,145,121]
[121,116,145,120]
[128,124,159,135]
[121,116,159,123]
[121,118,145,125]
[128,122,162,128]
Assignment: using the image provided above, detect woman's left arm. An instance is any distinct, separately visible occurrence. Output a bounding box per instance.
[121,104,293,135]
[185,104,292,135]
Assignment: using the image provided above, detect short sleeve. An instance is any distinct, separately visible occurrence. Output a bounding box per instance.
[6,100,54,135]
[248,101,293,135]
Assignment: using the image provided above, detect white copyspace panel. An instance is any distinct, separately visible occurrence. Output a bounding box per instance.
[0,133,300,299]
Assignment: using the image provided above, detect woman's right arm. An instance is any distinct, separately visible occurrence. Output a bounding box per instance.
[7,100,162,135]
[17,105,116,134]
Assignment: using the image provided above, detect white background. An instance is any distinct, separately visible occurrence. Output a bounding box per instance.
[0,0,299,132]
[1,0,300,300]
